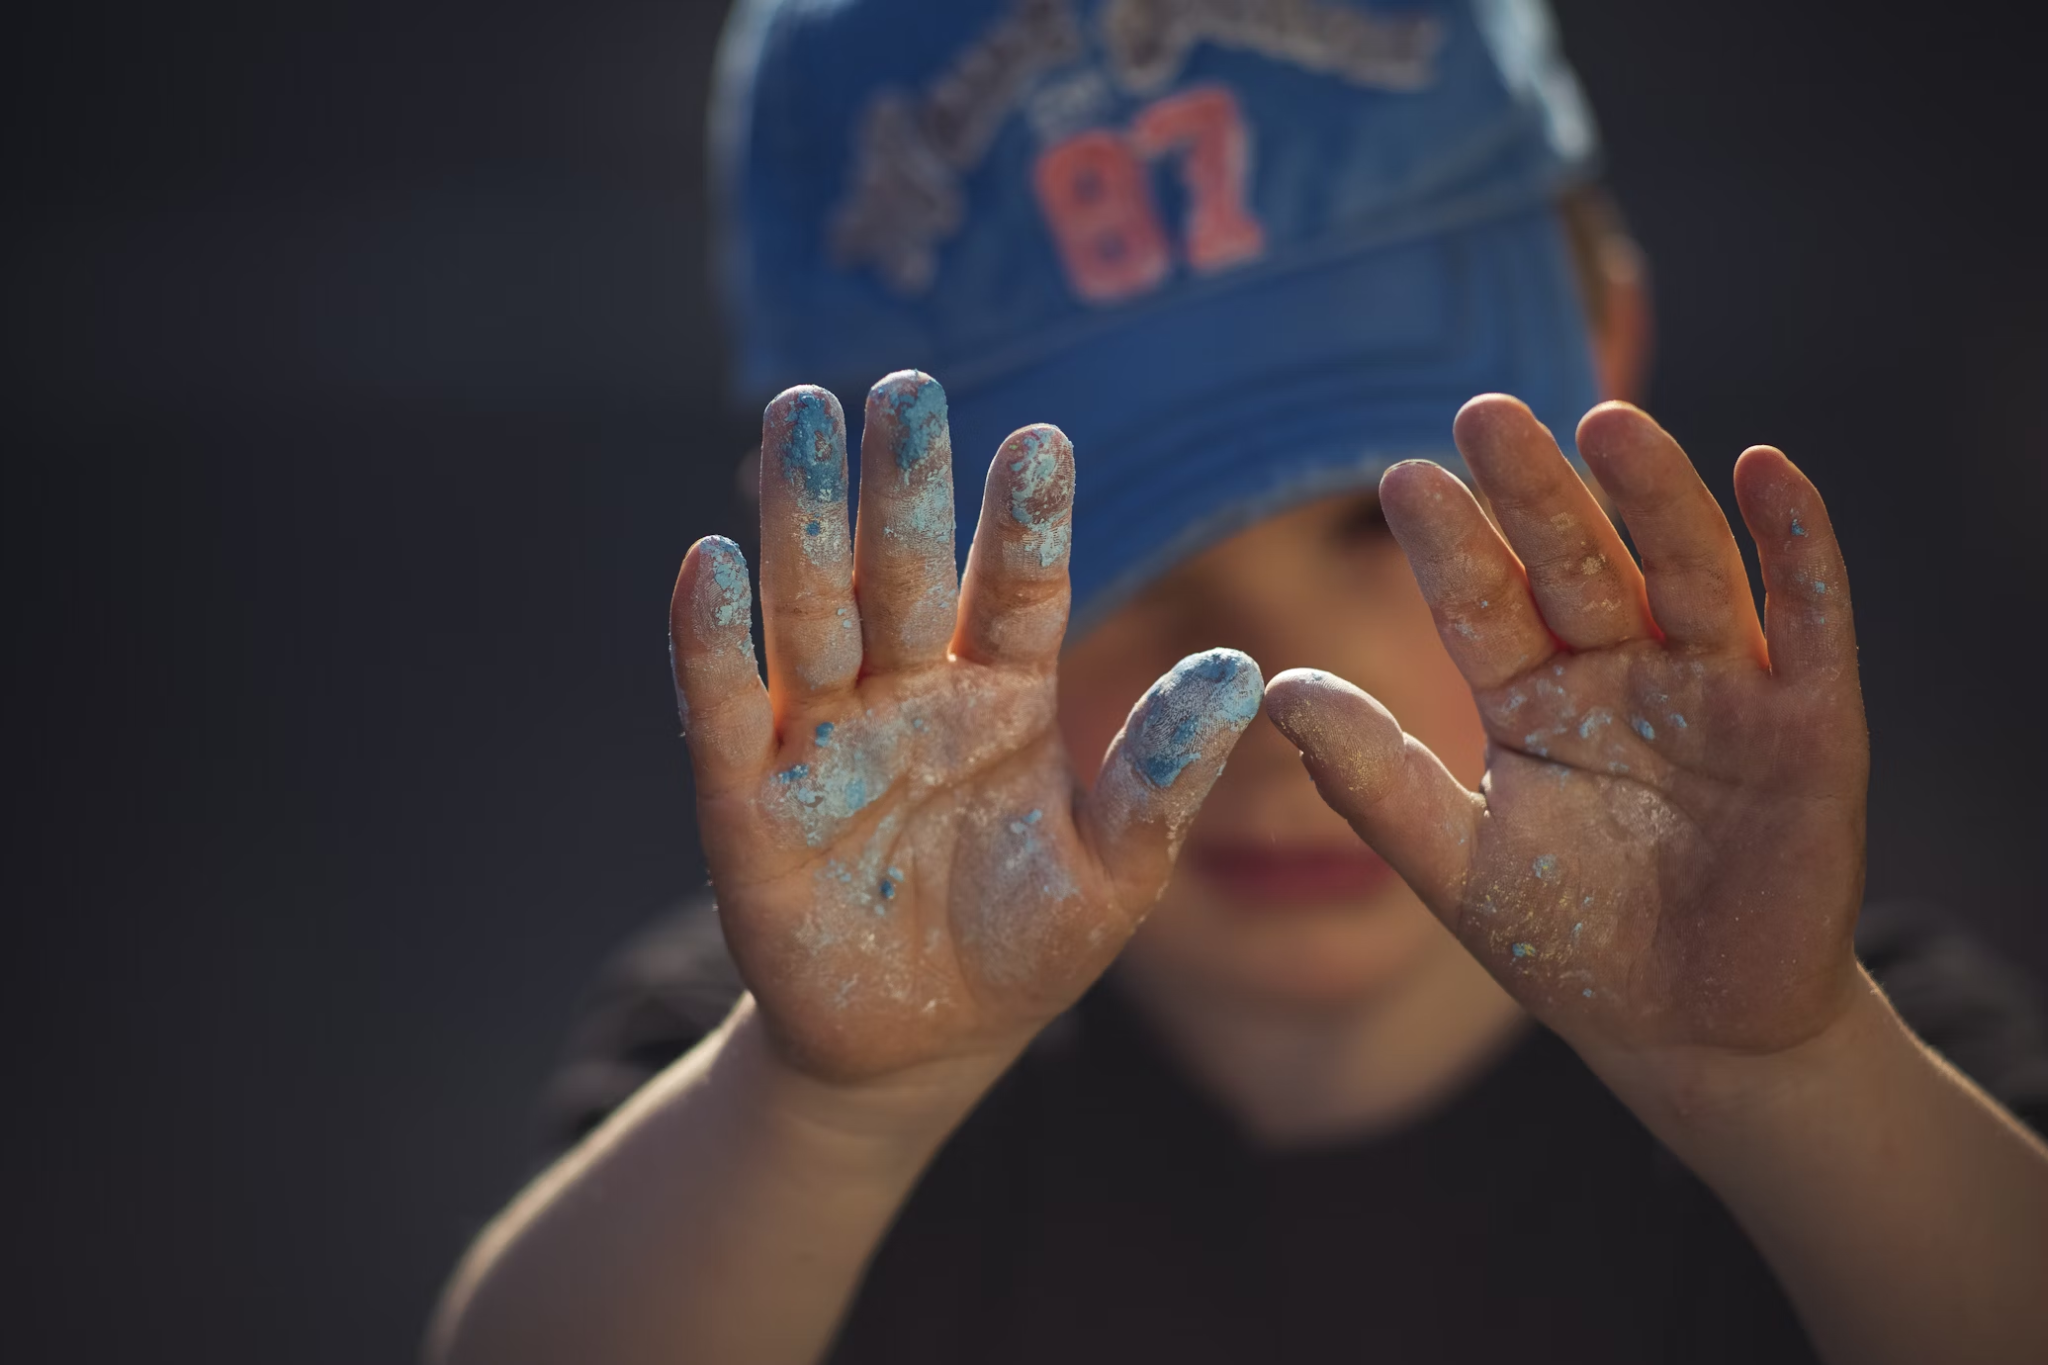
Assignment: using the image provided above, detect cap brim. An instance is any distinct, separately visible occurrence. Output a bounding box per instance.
[930,204,1600,637]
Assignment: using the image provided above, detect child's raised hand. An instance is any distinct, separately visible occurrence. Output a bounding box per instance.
[671,375,1260,1087]
[1267,398,1869,1071]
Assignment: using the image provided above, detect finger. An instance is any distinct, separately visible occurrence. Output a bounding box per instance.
[953,425,1074,669]
[1379,459,1557,689]
[855,371,959,673]
[1453,395,1655,650]
[670,536,775,789]
[1263,669,1478,922]
[1732,446,1858,685]
[1576,402,1765,660]
[758,386,861,711]
[1077,649,1263,912]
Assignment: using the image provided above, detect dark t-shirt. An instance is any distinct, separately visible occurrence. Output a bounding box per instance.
[543,901,2048,1363]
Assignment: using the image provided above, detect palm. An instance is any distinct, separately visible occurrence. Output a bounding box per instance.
[1271,398,1868,1060]
[1460,641,1862,1053]
[699,664,1114,1077]
[672,375,1259,1083]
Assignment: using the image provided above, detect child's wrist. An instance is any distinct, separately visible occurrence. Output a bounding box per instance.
[733,999,1020,1164]
[1577,966,1894,1147]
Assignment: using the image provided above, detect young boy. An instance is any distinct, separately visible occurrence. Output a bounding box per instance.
[431,2,2048,1361]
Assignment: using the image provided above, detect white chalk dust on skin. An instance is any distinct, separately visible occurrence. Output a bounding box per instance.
[954,798,1082,989]
[757,660,1070,1010]
[794,811,942,1013]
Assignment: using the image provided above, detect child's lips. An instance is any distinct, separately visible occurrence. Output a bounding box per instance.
[1184,840,1399,907]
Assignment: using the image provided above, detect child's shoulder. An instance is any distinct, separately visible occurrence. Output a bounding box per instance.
[540,895,742,1154]
[1854,901,2048,1130]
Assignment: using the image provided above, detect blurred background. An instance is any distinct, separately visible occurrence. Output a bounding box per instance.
[7,1,2043,1359]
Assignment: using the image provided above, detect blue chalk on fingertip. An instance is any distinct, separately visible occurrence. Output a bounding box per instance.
[873,371,949,472]
[1127,649,1264,788]
[775,388,846,503]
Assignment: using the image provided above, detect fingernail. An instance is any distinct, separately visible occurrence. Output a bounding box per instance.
[869,370,950,474]
[694,535,751,630]
[766,386,846,506]
[864,373,956,557]
[1002,425,1073,569]
[1127,649,1264,788]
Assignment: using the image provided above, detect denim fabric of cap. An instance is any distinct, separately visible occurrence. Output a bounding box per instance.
[712,0,1603,634]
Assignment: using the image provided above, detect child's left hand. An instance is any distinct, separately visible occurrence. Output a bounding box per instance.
[1266,397,1870,1083]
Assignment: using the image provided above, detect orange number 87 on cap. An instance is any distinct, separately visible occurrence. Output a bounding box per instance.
[1033,85,1268,306]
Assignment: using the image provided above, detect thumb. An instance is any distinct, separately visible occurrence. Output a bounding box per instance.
[1262,669,1479,921]
[1077,649,1262,913]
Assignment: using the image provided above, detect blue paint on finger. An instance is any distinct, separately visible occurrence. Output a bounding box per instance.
[815,722,835,747]
[1631,716,1656,741]
[1004,427,1073,567]
[698,537,752,629]
[775,388,846,504]
[875,372,950,473]
[1127,649,1264,789]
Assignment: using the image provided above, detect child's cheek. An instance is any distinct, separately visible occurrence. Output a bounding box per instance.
[1057,632,1169,783]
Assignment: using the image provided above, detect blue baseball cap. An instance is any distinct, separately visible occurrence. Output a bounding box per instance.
[712,0,1602,632]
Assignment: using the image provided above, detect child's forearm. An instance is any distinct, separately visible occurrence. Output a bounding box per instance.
[427,995,1005,1365]
[1593,968,2048,1365]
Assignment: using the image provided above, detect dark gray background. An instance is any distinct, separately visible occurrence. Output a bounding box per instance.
[9,2,2043,1360]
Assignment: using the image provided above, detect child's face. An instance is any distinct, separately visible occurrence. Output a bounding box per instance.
[1060,490,1486,1007]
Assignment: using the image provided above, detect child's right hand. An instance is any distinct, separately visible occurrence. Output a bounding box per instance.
[669,374,1260,1090]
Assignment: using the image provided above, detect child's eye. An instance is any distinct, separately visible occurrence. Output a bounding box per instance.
[1330,496,1389,546]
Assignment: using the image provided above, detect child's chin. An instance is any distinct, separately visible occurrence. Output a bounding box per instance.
[1131,885,1446,1010]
